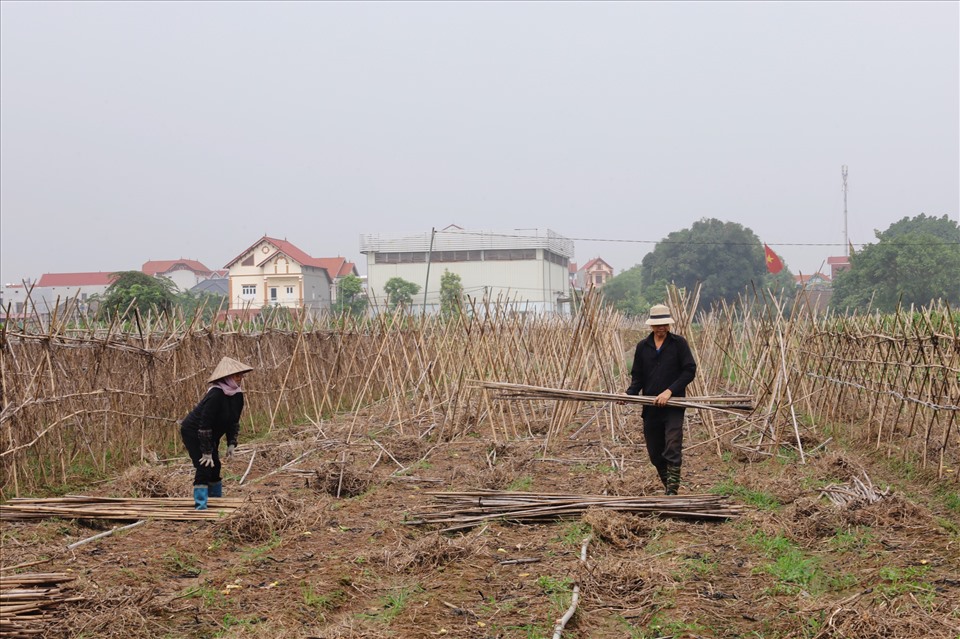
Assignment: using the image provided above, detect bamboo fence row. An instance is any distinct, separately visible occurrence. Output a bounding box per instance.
[1,287,957,498]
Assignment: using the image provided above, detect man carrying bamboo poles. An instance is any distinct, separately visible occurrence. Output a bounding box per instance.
[625,304,697,495]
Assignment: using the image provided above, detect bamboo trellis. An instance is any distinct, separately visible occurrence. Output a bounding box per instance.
[2,288,957,498]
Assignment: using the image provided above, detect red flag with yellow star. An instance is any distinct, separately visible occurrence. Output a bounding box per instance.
[764,244,784,274]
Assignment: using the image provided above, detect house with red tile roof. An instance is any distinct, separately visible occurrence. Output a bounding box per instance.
[572,257,614,290]
[826,255,851,280]
[794,272,831,290]
[142,259,216,291]
[224,236,358,313]
[25,272,119,316]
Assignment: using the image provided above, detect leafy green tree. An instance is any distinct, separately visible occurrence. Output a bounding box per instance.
[174,290,227,323]
[832,214,960,312]
[95,271,177,318]
[439,270,464,318]
[383,277,420,311]
[640,218,792,310]
[333,274,368,317]
[600,265,650,317]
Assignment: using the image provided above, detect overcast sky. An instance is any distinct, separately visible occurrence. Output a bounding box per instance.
[1,1,957,285]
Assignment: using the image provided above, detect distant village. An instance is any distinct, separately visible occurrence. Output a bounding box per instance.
[1,225,849,320]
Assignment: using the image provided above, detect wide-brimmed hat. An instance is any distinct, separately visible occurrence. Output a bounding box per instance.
[207,356,254,383]
[645,304,675,326]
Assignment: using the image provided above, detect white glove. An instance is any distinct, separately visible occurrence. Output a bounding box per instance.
[199,453,214,467]
[225,444,236,458]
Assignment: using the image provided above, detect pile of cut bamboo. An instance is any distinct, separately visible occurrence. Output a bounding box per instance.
[474,381,755,414]
[0,572,79,638]
[819,472,890,506]
[0,495,243,522]
[406,489,743,532]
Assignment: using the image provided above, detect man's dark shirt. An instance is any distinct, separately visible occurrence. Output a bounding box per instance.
[626,332,697,400]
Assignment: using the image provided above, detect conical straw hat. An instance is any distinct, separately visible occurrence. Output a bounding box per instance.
[207,356,254,383]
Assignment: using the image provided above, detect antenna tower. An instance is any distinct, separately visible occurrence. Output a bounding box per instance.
[841,165,849,256]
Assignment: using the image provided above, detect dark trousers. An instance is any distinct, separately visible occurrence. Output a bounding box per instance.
[642,407,685,469]
[180,424,222,486]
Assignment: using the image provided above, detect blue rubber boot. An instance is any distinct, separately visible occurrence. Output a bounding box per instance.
[208,481,223,498]
[193,484,209,510]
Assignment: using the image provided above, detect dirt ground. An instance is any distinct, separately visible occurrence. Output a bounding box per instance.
[2,406,959,639]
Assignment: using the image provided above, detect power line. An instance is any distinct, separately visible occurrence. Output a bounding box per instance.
[434,230,959,248]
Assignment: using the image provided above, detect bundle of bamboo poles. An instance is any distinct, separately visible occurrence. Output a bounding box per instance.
[406,489,743,532]
[0,572,79,638]
[473,381,755,414]
[0,495,243,522]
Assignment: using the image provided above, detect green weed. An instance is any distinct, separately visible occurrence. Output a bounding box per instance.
[711,478,781,510]
[357,584,423,623]
[876,565,935,600]
[507,476,534,491]
[180,584,223,607]
[747,531,825,594]
[557,522,592,547]
[536,575,573,613]
[828,526,875,555]
[301,583,347,618]
[162,549,201,576]
[639,613,707,638]
[214,614,257,636]
[240,533,282,563]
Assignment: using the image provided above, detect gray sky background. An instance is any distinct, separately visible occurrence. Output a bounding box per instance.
[2,1,958,286]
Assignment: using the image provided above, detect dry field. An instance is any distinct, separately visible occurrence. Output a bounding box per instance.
[2,407,958,639]
[2,291,958,638]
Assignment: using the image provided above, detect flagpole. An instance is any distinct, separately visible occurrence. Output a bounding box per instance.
[842,165,849,257]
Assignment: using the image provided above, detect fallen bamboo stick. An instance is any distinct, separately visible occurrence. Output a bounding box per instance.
[552,534,592,639]
[66,520,146,550]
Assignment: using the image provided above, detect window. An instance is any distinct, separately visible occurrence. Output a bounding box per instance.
[270,287,277,301]
[544,250,569,267]
[433,250,483,262]
[594,274,604,285]
[375,252,428,264]
[242,284,256,296]
[484,249,535,261]
[286,286,294,295]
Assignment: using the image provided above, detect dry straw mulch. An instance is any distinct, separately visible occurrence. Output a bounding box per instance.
[383,530,484,573]
[310,461,373,498]
[117,464,185,499]
[581,507,653,549]
[213,493,307,543]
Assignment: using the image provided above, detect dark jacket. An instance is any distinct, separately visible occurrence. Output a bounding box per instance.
[626,332,697,404]
[180,387,244,454]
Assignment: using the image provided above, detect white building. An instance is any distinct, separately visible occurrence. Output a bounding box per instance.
[32,272,117,315]
[359,226,574,314]
[142,259,218,292]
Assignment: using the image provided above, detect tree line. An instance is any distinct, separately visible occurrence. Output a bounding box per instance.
[600,214,959,317]
[90,214,957,321]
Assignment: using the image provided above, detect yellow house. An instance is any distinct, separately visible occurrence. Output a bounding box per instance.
[224,236,354,313]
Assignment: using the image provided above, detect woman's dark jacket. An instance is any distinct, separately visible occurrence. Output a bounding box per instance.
[625,332,697,412]
[180,387,244,454]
